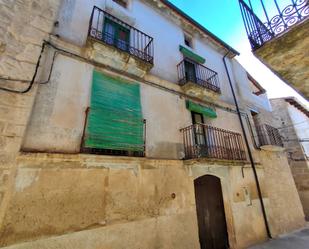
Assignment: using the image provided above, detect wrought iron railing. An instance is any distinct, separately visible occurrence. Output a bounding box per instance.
[88,6,154,64]
[256,124,284,147]
[180,124,246,160]
[177,59,221,93]
[239,0,309,50]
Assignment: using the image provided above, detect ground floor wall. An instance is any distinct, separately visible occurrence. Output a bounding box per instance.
[0,151,305,249]
[259,150,306,236]
[289,160,309,220]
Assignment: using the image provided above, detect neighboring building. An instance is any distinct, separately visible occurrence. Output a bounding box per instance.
[0,1,306,249]
[271,97,309,220]
[239,0,309,99]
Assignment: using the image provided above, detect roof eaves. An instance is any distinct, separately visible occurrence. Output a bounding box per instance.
[247,73,266,95]
[285,97,309,118]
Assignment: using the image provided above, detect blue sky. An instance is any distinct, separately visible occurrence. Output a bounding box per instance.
[169,0,308,106]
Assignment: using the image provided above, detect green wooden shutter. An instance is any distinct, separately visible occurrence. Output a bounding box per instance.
[186,100,217,118]
[179,45,206,64]
[84,71,144,152]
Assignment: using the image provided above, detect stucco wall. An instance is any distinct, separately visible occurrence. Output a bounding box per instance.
[54,0,251,106]
[21,53,247,160]
[22,55,94,153]
[0,153,271,249]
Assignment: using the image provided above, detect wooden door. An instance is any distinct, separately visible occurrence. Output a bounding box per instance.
[194,175,229,249]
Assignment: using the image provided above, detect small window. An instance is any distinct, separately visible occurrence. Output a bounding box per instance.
[113,0,127,8]
[184,34,193,48]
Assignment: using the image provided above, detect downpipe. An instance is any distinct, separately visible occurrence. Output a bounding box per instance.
[223,52,272,239]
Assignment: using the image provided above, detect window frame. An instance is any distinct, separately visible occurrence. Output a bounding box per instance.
[112,0,128,8]
[103,17,130,51]
[184,33,193,48]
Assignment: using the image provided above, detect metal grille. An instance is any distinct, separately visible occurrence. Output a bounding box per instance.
[180,124,246,160]
[177,59,221,93]
[88,6,154,64]
[256,124,284,147]
[239,0,309,50]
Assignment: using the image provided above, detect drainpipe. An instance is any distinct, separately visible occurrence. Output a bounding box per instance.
[223,52,272,239]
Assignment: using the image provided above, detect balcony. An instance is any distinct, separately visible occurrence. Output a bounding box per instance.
[239,0,309,99]
[180,124,246,161]
[87,6,154,76]
[256,124,284,151]
[177,59,221,99]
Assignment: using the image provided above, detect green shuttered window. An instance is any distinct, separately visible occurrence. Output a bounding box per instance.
[84,71,144,153]
[186,100,217,118]
[179,45,206,64]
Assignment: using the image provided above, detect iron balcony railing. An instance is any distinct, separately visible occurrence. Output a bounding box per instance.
[88,6,154,64]
[256,124,284,147]
[177,59,221,93]
[180,124,246,160]
[239,0,309,50]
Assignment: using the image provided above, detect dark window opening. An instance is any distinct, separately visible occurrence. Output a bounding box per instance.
[112,0,127,8]
[192,111,204,125]
[184,60,197,83]
[184,34,193,48]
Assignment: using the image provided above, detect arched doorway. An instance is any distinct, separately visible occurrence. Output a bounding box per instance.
[194,175,229,249]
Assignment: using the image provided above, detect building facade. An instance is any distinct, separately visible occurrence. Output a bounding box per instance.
[0,1,306,248]
[271,97,309,220]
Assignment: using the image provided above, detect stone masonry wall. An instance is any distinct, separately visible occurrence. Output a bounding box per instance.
[259,150,305,236]
[0,0,61,238]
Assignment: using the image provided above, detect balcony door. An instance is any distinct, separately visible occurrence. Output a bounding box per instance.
[185,59,197,83]
[103,18,130,51]
[192,112,207,156]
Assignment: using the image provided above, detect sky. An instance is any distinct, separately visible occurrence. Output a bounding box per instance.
[168,0,309,107]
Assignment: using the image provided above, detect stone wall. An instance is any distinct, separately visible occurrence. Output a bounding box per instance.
[254,19,309,100]
[271,98,309,219]
[0,0,61,241]
[0,153,269,249]
[259,150,305,236]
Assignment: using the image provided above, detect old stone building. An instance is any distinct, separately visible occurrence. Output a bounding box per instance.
[271,97,309,220]
[239,0,309,99]
[0,0,306,249]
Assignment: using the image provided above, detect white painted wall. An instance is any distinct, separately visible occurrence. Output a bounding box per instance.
[231,60,271,112]
[287,105,309,157]
[22,55,94,153]
[23,54,247,159]
[55,0,271,109]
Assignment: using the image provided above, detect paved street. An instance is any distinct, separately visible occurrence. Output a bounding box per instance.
[249,226,309,249]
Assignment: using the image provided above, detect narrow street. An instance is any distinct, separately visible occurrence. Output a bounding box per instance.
[249,226,309,249]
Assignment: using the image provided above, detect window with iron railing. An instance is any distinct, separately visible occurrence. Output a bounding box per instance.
[177,58,221,93]
[255,124,284,147]
[180,124,246,160]
[88,6,154,64]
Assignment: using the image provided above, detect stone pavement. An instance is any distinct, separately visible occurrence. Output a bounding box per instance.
[249,226,309,249]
